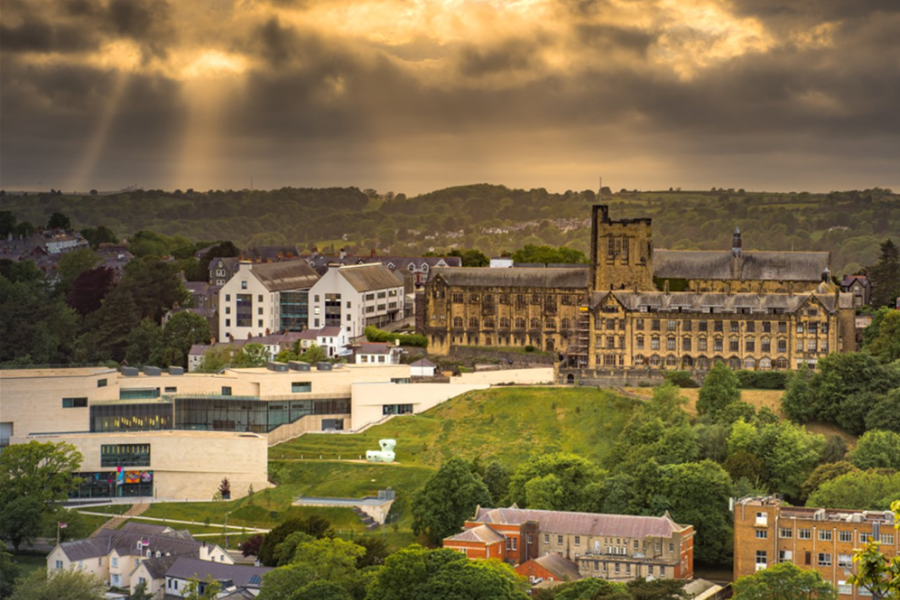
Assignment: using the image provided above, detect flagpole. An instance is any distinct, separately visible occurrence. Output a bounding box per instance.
[57,522,60,546]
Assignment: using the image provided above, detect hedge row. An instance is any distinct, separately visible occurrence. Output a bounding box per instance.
[364,325,428,348]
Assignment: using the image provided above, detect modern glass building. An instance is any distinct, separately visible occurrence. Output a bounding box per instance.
[280,291,309,332]
[90,402,174,433]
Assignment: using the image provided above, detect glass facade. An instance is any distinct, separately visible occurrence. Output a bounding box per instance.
[174,396,350,432]
[281,291,309,332]
[119,388,160,400]
[325,293,342,327]
[90,403,173,433]
[101,444,151,468]
[70,471,154,498]
[237,294,253,327]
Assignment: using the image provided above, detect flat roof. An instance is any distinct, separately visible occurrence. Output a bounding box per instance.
[0,367,116,379]
[29,430,266,441]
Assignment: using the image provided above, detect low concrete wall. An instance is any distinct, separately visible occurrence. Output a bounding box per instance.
[448,346,554,368]
[456,367,555,386]
[267,413,352,446]
[557,368,709,387]
[350,382,489,430]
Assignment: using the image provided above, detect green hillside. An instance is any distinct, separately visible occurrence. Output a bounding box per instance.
[272,387,637,468]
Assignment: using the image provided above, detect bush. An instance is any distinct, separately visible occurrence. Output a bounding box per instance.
[364,325,427,347]
[524,345,535,352]
[664,370,699,388]
[735,370,787,390]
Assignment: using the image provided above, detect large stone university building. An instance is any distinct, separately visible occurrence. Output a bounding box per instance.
[425,204,856,373]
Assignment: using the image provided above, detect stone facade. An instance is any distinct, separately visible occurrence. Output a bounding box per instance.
[425,204,856,372]
[734,497,899,598]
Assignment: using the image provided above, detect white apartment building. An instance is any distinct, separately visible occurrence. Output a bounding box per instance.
[307,264,406,338]
[218,261,319,341]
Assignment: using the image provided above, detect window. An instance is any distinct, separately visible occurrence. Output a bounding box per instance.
[797,323,804,333]
[636,335,645,350]
[730,338,739,352]
[258,319,263,328]
[544,534,550,544]
[798,528,811,540]
[819,530,833,541]
[779,550,793,563]
[756,550,767,566]
[746,339,755,352]
[778,339,788,353]
[698,337,708,351]
[779,528,793,538]
[714,320,723,332]
[651,337,660,350]
[101,444,151,467]
[714,338,723,352]
[747,321,755,333]
[756,530,768,539]
[838,582,852,595]
[221,386,232,396]
[512,537,517,551]
[667,320,677,331]
[575,536,581,546]
[98,378,107,388]
[667,336,676,351]
[614,563,620,574]
[860,531,873,543]
[258,294,263,302]
[882,534,895,544]
[698,321,708,332]
[469,317,479,328]
[839,554,853,568]
[292,382,312,393]
[558,535,563,545]
[112,557,119,568]
[453,316,463,328]
[839,531,853,542]
[55,560,63,570]
[651,319,660,331]
[62,397,88,408]
[635,318,645,330]
[241,280,247,289]
[818,553,832,567]
[730,321,740,332]
[682,337,692,351]
[659,565,665,576]
[778,322,787,333]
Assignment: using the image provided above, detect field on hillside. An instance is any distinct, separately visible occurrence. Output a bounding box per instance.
[624,387,783,415]
[272,387,638,467]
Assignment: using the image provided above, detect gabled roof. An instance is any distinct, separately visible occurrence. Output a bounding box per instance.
[166,557,271,587]
[431,267,590,289]
[338,264,404,292]
[654,250,830,282]
[251,261,320,292]
[139,554,180,579]
[535,554,581,581]
[591,290,848,314]
[358,342,394,354]
[841,274,869,287]
[410,358,437,367]
[58,522,205,562]
[297,326,343,340]
[445,524,506,544]
[473,506,690,539]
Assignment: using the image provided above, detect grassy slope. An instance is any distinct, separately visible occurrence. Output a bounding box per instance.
[137,387,636,549]
[272,387,637,467]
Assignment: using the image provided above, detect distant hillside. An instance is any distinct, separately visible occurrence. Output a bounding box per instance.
[2,185,897,275]
[272,386,638,467]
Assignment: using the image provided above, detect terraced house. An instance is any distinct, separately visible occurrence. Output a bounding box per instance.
[425,203,856,375]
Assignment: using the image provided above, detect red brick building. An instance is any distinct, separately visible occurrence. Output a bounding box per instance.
[734,496,899,598]
[516,553,582,586]
[443,506,694,582]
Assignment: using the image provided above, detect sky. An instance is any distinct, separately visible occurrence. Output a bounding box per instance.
[1,0,898,195]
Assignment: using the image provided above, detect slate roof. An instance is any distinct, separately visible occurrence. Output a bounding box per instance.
[535,554,581,581]
[357,342,393,354]
[592,290,849,313]
[654,250,830,282]
[473,507,689,539]
[297,326,343,340]
[431,267,590,289]
[140,554,181,579]
[410,358,437,367]
[245,245,301,262]
[58,522,205,562]
[166,556,271,588]
[251,261,320,292]
[841,274,869,287]
[338,264,404,292]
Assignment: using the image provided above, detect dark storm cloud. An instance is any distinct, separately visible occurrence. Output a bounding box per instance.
[0,0,898,192]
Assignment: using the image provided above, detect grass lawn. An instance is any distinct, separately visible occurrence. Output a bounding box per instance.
[12,553,46,578]
[625,387,784,415]
[272,387,637,467]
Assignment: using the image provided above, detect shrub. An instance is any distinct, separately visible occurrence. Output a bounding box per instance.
[524,345,536,352]
[364,325,427,347]
[735,370,787,390]
[664,370,699,388]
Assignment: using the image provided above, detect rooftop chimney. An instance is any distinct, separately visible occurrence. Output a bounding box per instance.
[732,227,742,258]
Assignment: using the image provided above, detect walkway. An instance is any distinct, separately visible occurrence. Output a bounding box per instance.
[74,510,270,535]
[90,502,149,537]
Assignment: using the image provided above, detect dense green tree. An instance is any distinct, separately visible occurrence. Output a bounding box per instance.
[300,343,328,364]
[510,244,588,264]
[800,462,860,501]
[553,578,628,600]
[820,435,849,464]
[181,575,221,600]
[781,365,815,422]
[85,286,142,361]
[733,561,837,600]
[658,460,734,565]
[626,577,689,600]
[129,580,155,600]
[508,453,606,512]
[483,461,511,506]
[290,537,365,581]
[159,311,211,367]
[863,308,900,363]
[808,470,900,510]
[258,516,335,567]
[56,248,101,297]
[868,240,900,308]
[696,362,741,418]
[0,273,79,364]
[258,564,318,600]
[866,390,900,434]
[0,541,20,599]
[723,450,767,484]
[0,441,83,504]
[0,211,16,237]
[448,248,490,267]
[235,343,269,367]
[197,241,241,281]
[119,258,190,321]
[354,536,390,568]
[0,257,43,284]
[125,318,164,366]
[80,225,119,248]
[289,580,352,600]
[198,345,232,372]
[47,211,71,230]
[412,458,492,544]
[273,531,315,566]
[849,431,900,470]
[9,566,105,600]
[366,545,527,600]
[0,495,43,552]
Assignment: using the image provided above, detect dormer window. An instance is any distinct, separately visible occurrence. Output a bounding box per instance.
[408,263,416,272]
[421,264,429,272]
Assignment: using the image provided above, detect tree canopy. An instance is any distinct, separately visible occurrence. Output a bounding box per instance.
[733,561,837,600]
[412,458,492,545]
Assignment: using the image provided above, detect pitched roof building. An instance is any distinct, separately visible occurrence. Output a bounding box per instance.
[443,506,694,583]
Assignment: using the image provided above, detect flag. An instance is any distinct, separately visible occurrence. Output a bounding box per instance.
[58,522,67,529]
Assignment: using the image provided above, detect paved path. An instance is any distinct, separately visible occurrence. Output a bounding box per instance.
[73,510,270,534]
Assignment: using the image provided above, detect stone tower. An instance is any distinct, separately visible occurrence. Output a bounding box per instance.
[590,205,654,292]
